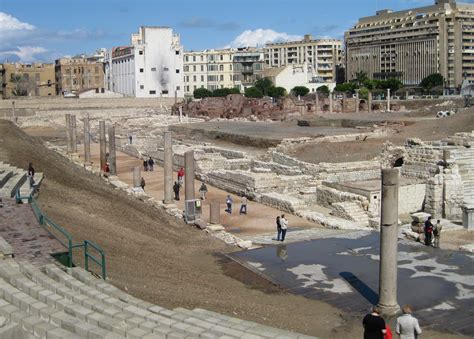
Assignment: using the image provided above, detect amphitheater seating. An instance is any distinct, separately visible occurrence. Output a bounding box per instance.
[0,258,315,338]
[0,162,43,201]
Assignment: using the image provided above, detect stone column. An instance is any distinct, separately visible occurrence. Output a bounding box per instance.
[355,89,360,113]
[368,91,373,113]
[315,93,319,114]
[329,92,333,113]
[66,114,72,153]
[99,120,107,171]
[11,101,15,121]
[378,168,400,316]
[179,106,183,123]
[184,150,195,201]
[132,166,141,188]
[163,131,174,204]
[108,125,117,176]
[210,200,220,224]
[71,115,77,153]
[83,116,91,164]
[387,89,391,112]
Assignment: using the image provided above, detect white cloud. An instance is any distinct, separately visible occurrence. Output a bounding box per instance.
[0,12,35,31]
[0,46,48,63]
[225,29,302,48]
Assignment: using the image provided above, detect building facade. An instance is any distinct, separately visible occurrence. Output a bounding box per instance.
[345,0,474,91]
[55,56,104,95]
[105,26,184,98]
[1,63,56,99]
[264,35,342,83]
[183,47,264,96]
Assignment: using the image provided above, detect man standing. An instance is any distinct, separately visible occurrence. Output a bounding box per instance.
[240,196,248,215]
[276,216,282,241]
[199,182,208,200]
[424,216,434,247]
[280,214,288,242]
[148,157,154,171]
[433,219,442,248]
[225,195,233,214]
[396,304,422,339]
[173,181,180,201]
[362,306,386,339]
[140,177,146,191]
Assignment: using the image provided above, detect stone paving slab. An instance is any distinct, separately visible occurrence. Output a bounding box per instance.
[232,231,474,336]
[0,199,65,267]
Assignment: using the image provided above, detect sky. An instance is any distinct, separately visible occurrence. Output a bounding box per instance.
[0,0,466,63]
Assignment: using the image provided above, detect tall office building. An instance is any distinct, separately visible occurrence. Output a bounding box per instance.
[345,0,474,92]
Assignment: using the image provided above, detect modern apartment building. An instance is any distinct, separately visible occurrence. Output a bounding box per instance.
[0,63,56,99]
[55,55,104,95]
[183,47,263,96]
[105,26,184,98]
[345,0,474,91]
[264,35,342,83]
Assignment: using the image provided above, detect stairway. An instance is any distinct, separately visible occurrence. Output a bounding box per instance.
[0,258,315,338]
[330,201,370,225]
[0,162,43,201]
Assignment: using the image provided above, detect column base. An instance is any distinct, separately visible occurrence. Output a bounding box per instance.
[377,303,400,316]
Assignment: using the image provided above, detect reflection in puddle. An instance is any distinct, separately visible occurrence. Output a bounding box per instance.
[276,245,288,261]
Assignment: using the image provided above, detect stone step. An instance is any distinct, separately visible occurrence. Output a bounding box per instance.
[0,168,14,189]
[0,171,26,198]
[18,173,44,203]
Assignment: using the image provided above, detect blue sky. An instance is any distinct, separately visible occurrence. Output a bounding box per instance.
[0,0,458,63]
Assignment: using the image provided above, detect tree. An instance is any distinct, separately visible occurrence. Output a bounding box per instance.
[316,85,330,96]
[268,86,286,98]
[354,71,369,87]
[193,87,212,99]
[211,87,240,97]
[420,73,444,92]
[11,74,28,97]
[244,86,263,98]
[254,78,273,96]
[378,78,403,92]
[334,82,357,93]
[291,86,310,97]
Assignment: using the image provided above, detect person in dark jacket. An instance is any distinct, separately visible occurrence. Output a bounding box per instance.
[140,177,146,191]
[276,216,282,241]
[173,181,180,200]
[362,306,386,339]
[148,158,154,171]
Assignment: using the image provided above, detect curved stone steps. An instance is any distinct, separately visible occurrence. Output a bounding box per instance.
[0,170,26,198]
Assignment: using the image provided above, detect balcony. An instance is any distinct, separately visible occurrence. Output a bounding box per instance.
[241,66,254,74]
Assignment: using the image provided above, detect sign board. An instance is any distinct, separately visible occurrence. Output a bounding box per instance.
[185,199,202,223]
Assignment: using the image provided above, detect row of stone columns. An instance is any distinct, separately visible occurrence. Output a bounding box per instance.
[318,89,392,113]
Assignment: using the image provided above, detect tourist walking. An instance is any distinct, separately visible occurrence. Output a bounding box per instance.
[424,217,434,246]
[199,182,208,200]
[239,196,248,215]
[396,304,422,339]
[27,162,35,187]
[362,306,386,339]
[433,219,442,248]
[140,177,146,191]
[148,157,154,171]
[173,181,180,201]
[143,159,148,172]
[225,195,233,214]
[177,167,185,186]
[276,216,282,241]
[280,214,288,241]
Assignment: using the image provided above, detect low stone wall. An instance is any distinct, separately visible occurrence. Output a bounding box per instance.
[398,183,426,214]
[316,185,367,209]
[259,193,306,213]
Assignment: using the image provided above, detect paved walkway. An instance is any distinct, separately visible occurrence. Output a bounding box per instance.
[87,144,322,238]
[0,199,65,266]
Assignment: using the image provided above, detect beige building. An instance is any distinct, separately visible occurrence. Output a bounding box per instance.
[345,0,474,92]
[0,63,56,99]
[183,47,264,96]
[55,56,104,95]
[264,35,342,83]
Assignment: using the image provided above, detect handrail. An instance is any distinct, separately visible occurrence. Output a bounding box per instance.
[18,189,107,279]
[84,240,107,280]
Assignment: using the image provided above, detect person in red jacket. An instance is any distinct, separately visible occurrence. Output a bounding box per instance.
[177,167,185,186]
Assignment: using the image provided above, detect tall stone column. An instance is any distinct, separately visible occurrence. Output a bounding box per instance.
[108,125,117,176]
[184,150,195,201]
[71,115,77,153]
[387,89,391,112]
[368,91,373,113]
[329,92,333,113]
[132,166,141,188]
[355,89,360,113]
[65,114,72,153]
[99,120,106,171]
[315,93,319,114]
[210,200,220,224]
[378,168,400,316]
[163,131,174,204]
[83,116,91,164]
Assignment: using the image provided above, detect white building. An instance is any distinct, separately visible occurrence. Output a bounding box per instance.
[264,63,336,94]
[105,26,183,98]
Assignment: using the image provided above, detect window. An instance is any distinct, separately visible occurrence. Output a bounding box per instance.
[162,90,168,94]
[229,64,232,71]
[201,65,204,71]
[200,55,204,61]
[193,56,196,62]
[185,56,189,62]
[184,66,189,72]
[193,65,196,72]
[186,76,189,82]
[175,50,180,55]
[35,73,40,81]
[208,64,218,71]
[176,69,180,73]
[96,88,100,93]
[201,75,204,81]
[149,90,156,94]
[151,67,156,71]
[140,85,144,89]
[101,88,105,93]
[176,86,180,90]
[220,55,224,61]
[139,51,143,55]
[140,68,144,73]
[220,75,224,81]
[186,86,190,92]
[193,75,197,82]
[163,67,169,71]
[219,65,224,71]
[208,75,217,81]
